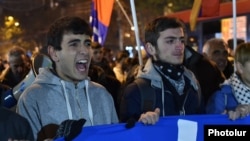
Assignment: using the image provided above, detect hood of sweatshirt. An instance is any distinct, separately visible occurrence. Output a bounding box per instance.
[34,67,89,89]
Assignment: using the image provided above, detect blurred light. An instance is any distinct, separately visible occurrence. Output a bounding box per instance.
[7,16,14,21]
[14,22,19,27]
[55,2,59,7]
[131,26,135,31]
[168,2,173,7]
[124,33,131,38]
[189,37,195,42]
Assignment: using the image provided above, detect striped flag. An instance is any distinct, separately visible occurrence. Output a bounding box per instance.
[90,0,114,45]
[190,0,220,31]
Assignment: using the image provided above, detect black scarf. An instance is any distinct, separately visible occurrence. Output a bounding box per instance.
[153,60,184,80]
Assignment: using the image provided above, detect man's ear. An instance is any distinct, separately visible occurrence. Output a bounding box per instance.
[48,45,59,62]
[145,42,156,56]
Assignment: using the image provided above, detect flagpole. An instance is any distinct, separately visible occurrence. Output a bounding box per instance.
[116,0,133,28]
[130,0,143,66]
[232,0,237,51]
[232,0,237,71]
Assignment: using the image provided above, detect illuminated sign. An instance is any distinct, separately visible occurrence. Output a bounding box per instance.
[221,16,246,42]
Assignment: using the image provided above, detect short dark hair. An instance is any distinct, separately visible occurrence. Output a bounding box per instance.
[46,16,93,51]
[144,16,186,47]
[227,38,245,50]
[8,46,26,57]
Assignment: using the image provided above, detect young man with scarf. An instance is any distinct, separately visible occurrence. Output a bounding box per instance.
[206,42,250,120]
[119,16,205,124]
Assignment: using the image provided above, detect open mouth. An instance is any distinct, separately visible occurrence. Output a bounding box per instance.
[76,59,88,72]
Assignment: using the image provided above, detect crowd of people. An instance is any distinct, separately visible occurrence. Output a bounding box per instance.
[0,15,250,140]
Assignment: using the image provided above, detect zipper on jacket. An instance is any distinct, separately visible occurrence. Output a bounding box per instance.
[180,88,192,115]
[180,95,187,115]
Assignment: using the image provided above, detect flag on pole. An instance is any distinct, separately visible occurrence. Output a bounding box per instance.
[90,0,114,45]
[190,0,202,31]
[190,0,220,31]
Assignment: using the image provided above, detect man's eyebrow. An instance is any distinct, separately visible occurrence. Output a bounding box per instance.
[164,36,184,39]
[68,39,80,44]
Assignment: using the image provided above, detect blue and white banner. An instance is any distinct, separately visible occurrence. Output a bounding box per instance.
[55,114,250,141]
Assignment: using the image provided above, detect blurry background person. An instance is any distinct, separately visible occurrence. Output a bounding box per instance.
[206,42,250,120]
[113,50,130,84]
[202,38,234,79]
[102,47,116,69]
[89,42,122,114]
[91,42,116,77]
[184,45,225,106]
[0,46,31,88]
[0,57,6,75]
[227,38,245,62]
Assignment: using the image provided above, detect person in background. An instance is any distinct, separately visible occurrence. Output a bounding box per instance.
[0,46,31,88]
[227,38,245,60]
[119,16,204,124]
[89,44,122,115]
[184,45,225,106]
[90,42,122,115]
[113,50,130,84]
[91,41,116,77]
[102,47,115,69]
[202,38,234,79]
[0,57,6,75]
[17,16,118,140]
[206,42,250,120]
[122,49,149,87]
[0,84,34,141]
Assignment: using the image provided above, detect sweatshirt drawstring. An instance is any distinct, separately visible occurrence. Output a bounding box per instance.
[60,80,73,119]
[85,80,94,125]
[60,80,94,125]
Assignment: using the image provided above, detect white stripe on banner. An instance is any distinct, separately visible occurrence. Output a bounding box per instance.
[178,119,198,141]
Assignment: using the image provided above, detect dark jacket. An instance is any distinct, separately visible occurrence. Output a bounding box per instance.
[184,45,225,105]
[119,59,205,122]
[0,68,21,88]
[0,107,34,141]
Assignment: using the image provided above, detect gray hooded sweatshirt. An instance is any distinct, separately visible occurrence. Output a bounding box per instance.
[17,68,118,139]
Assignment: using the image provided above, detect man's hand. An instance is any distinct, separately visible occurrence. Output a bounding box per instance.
[139,108,160,125]
[228,104,250,120]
